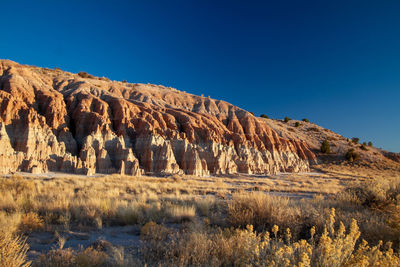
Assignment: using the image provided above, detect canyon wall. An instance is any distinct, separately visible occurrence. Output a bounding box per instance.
[0,60,316,176]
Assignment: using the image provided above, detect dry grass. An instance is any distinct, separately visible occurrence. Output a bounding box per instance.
[20,212,44,233]
[165,204,196,223]
[33,247,107,267]
[0,207,31,267]
[0,168,400,265]
[1,172,343,230]
[0,231,30,267]
[139,210,400,266]
[228,192,299,231]
[195,196,215,217]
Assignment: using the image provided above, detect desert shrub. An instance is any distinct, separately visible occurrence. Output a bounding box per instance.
[165,204,196,223]
[0,211,22,236]
[339,179,400,209]
[19,212,44,233]
[173,229,216,265]
[195,197,216,217]
[311,209,361,266]
[116,203,141,225]
[368,141,373,147]
[336,180,400,244]
[75,247,107,266]
[77,71,94,79]
[360,144,368,151]
[0,231,30,267]
[34,247,107,267]
[140,222,172,262]
[0,191,18,211]
[320,140,331,154]
[227,192,300,232]
[141,222,262,266]
[260,114,269,119]
[249,112,255,116]
[352,137,360,144]
[295,122,300,127]
[302,118,309,122]
[139,209,400,266]
[105,245,136,266]
[142,202,165,223]
[284,116,290,123]
[345,149,359,162]
[347,240,400,266]
[141,221,170,241]
[308,127,320,132]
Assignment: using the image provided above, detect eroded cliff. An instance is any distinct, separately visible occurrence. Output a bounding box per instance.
[0,60,316,175]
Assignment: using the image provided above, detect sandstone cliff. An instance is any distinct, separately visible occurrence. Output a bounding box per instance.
[0,60,316,175]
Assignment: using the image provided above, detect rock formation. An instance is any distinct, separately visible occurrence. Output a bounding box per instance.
[0,60,316,176]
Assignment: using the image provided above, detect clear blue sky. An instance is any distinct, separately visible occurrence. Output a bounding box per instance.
[2,1,399,152]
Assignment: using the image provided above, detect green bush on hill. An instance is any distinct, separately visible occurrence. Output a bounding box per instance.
[360,144,368,151]
[320,140,331,154]
[78,71,94,79]
[345,149,360,162]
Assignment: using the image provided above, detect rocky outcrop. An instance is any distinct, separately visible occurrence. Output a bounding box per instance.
[0,60,316,175]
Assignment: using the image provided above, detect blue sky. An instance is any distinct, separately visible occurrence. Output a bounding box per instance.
[2,0,399,152]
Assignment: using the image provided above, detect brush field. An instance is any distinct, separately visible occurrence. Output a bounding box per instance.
[1,164,400,266]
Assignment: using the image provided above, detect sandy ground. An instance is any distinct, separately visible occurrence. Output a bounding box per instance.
[27,225,142,261]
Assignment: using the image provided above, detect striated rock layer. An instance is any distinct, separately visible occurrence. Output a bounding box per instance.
[0,60,316,176]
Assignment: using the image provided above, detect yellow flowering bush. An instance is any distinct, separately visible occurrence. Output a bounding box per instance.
[140,208,400,266]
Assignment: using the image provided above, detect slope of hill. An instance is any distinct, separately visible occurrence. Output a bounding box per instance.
[0,60,317,176]
[262,117,400,170]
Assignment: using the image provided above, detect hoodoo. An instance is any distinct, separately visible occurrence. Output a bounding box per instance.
[0,60,316,175]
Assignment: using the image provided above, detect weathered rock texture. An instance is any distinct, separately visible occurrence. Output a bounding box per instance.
[0,60,316,175]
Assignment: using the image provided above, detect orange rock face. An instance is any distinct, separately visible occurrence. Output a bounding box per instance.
[0,60,316,175]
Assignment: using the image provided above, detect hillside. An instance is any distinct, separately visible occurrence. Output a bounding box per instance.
[262,117,400,170]
[0,60,398,177]
[0,60,316,176]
